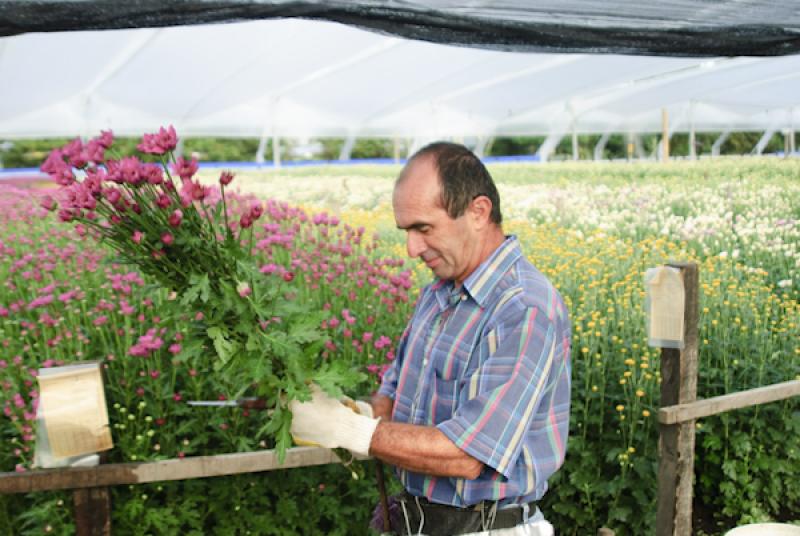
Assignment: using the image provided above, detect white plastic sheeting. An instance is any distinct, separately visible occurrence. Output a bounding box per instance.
[2,19,799,140]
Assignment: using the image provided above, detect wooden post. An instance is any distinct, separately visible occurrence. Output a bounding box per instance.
[74,486,111,535]
[661,109,670,162]
[656,262,699,536]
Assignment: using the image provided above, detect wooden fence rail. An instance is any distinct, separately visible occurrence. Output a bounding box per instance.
[659,379,800,425]
[0,446,359,494]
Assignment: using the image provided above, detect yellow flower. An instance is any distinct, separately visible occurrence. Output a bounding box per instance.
[636,389,645,397]
[642,409,651,417]
[616,404,625,412]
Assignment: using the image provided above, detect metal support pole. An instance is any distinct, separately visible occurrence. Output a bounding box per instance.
[255,134,268,164]
[536,132,565,163]
[594,132,612,161]
[711,130,731,157]
[754,127,777,156]
[656,262,699,536]
[272,134,281,168]
[572,125,579,161]
[338,135,356,161]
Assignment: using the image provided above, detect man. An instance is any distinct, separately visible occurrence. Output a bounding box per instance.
[290,142,571,535]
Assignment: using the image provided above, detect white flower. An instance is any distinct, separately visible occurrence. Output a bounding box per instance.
[719,251,728,259]
[777,279,792,288]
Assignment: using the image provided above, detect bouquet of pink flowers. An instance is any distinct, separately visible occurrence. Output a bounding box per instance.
[40,126,363,459]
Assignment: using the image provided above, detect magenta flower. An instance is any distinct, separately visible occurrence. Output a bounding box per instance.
[107,156,144,185]
[170,156,199,181]
[168,209,183,227]
[96,130,114,149]
[26,295,54,310]
[155,193,171,209]
[182,179,210,203]
[39,195,57,211]
[161,233,174,246]
[249,203,264,220]
[168,343,181,355]
[85,138,107,163]
[132,231,144,244]
[219,171,235,186]
[93,315,108,326]
[129,330,164,357]
[40,150,75,186]
[374,335,392,350]
[137,125,178,155]
[141,164,164,185]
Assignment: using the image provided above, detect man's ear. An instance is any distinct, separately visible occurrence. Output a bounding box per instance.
[469,195,493,229]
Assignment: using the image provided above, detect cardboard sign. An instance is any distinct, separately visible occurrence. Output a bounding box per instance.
[36,362,113,458]
[645,266,685,349]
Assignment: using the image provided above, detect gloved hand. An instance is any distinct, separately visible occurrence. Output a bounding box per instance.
[342,396,375,418]
[289,384,379,456]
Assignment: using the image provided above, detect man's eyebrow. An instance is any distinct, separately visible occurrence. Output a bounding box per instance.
[396,222,430,231]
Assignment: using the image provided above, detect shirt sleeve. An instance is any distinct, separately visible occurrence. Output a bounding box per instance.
[437,302,560,479]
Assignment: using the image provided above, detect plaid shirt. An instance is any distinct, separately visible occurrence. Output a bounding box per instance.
[378,236,571,508]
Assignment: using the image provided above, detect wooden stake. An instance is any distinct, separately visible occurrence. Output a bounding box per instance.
[74,486,111,536]
[661,109,670,162]
[656,262,698,536]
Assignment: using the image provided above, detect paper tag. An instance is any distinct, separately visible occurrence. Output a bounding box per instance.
[37,362,113,458]
[645,266,685,349]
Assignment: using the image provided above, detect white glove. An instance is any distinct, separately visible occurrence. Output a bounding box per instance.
[289,385,379,456]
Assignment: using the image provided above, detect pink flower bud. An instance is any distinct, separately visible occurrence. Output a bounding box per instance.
[161,233,174,246]
[168,209,183,227]
[219,171,234,186]
[132,231,144,244]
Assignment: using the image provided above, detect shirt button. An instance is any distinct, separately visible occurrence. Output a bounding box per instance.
[423,358,428,366]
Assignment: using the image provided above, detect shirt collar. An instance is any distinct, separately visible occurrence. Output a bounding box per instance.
[432,236,521,309]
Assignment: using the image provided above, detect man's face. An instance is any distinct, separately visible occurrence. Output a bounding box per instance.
[392,157,477,284]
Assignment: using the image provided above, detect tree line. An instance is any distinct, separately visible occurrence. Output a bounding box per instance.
[0,132,789,169]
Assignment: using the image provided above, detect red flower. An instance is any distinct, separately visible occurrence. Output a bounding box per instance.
[219,171,235,186]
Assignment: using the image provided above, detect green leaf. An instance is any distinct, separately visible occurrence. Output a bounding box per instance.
[289,318,323,345]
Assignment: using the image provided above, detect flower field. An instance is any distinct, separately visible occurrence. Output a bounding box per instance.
[1,157,799,534]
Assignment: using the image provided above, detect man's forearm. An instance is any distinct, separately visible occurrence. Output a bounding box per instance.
[369,420,484,480]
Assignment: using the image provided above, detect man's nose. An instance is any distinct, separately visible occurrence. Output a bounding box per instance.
[406,231,425,258]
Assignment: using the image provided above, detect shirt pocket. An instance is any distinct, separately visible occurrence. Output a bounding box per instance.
[431,333,477,382]
[430,372,459,425]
